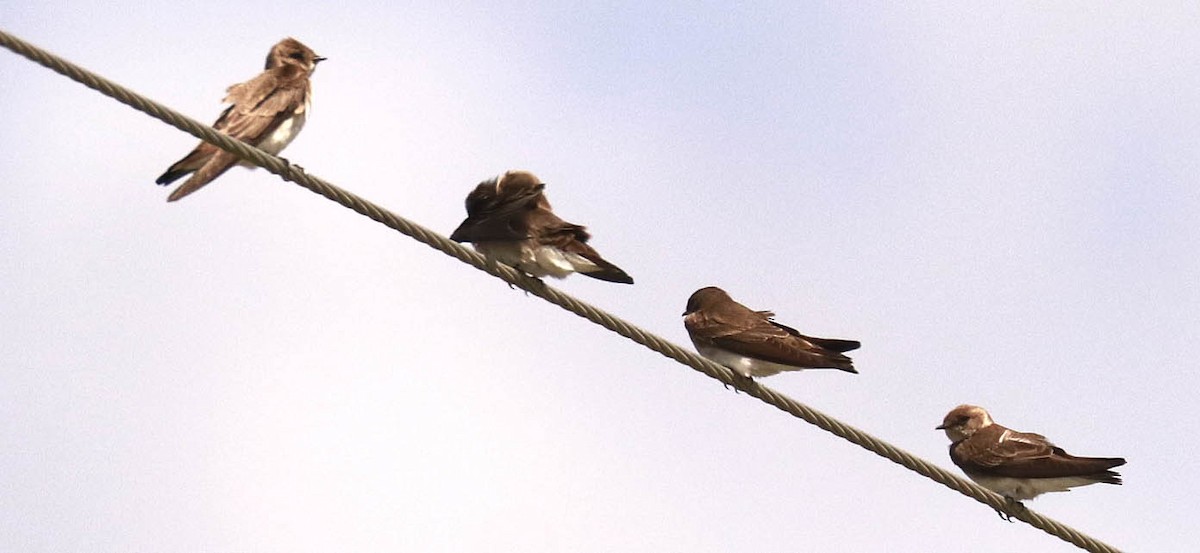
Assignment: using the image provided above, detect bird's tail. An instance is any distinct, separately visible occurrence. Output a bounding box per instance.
[1094,468,1123,485]
[581,263,634,284]
[162,151,239,202]
[1090,457,1126,485]
[828,357,858,374]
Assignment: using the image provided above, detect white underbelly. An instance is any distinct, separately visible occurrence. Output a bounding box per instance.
[239,112,307,169]
[474,241,590,279]
[966,473,1102,500]
[695,343,795,378]
[257,111,307,154]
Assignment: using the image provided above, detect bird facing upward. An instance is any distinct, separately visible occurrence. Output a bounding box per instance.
[682,286,859,378]
[155,37,324,202]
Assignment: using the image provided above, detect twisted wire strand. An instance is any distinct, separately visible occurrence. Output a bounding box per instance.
[0,28,1122,553]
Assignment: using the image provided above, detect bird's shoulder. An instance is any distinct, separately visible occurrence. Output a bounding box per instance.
[953,425,1055,470]
[686,303,785,341]
[222,66,308,117]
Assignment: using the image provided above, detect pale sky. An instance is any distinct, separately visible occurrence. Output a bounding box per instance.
[2,2,1197,551]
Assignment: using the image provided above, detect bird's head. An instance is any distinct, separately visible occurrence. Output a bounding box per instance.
[267,37,325,72]
[936,404,993,442]
[683,286,732,316]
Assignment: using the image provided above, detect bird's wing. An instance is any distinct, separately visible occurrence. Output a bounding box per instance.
[953,426,1119,478]
[527,211,633,283]
[770,320,861,352]
[217,68,308,144]
[687,304,843,367]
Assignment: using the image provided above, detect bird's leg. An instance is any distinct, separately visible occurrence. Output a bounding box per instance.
[725,372,754,394]
[273,157,307,182]
[481,255,512,288]
[995,497,1025,522]
[476,254,521,291]
[504,262,546,295]
[518,273,547,295]
[281,157,306,175]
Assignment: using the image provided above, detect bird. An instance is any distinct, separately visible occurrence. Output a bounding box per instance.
[682,286,859,378]
[155,37,325,202]
[937,404,1125,519]
[449,170,634,284]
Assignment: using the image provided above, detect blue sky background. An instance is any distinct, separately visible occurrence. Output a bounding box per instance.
[2,2,1196,551]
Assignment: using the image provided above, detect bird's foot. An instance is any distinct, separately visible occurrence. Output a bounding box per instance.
[478,256,520,291]
[724,372,754,394]
[488,260,515,290]
[519,274,547,295]
[995,497,1025,522]
[281,158,306,180]
[507,265,545,295]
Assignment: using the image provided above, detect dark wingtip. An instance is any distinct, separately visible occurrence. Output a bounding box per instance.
[839,340,863,353]
[817,338,862,353]
[582,269,634,284]
[155,170,184,186]
[842,366,859,374]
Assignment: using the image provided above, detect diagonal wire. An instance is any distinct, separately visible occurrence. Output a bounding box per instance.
[0,28,1123,553]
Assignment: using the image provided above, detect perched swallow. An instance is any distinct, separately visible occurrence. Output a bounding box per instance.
[682,286,859,378]
[449,170,634,284]
[937,405,1125,508]
[155,37,325,202]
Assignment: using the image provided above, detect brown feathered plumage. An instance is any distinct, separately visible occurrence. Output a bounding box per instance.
[156,37,324,202]
[450,171,633,284]
[938,405,1125,501]
[682,286,859,378]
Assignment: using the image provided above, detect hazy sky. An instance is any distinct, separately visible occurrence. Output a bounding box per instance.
[3,2,1197,551]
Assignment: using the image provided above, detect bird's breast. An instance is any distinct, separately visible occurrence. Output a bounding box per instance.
[257,111,307,155]
[695,343,792,378]
[964,473,1094,500]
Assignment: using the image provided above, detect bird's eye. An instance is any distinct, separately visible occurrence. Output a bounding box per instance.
[289,52,305,60]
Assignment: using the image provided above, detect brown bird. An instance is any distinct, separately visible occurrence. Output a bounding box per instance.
[156,37,325,202]
[937,405,1125,513]
[449,170,633,284]
[682,286,859,378]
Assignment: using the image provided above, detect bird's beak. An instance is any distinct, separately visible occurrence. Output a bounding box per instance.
[314,56,328,63]
[935,423,948,430]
